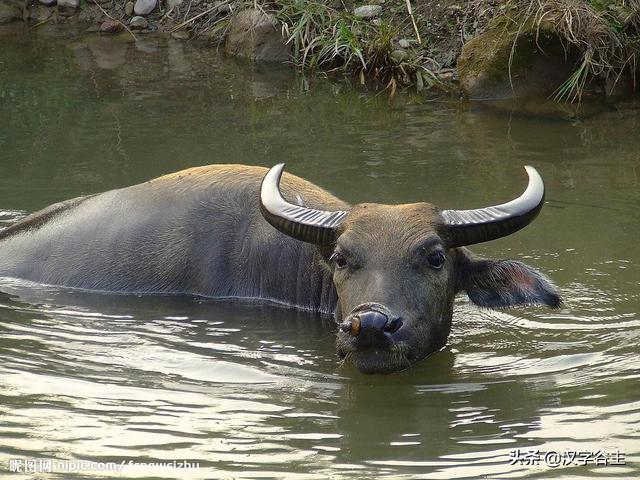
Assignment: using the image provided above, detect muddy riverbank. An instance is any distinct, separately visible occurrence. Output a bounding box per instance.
[1,1,639,103]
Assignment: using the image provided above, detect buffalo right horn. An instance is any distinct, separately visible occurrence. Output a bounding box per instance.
[440,166,545,247]
[260,164,349,245]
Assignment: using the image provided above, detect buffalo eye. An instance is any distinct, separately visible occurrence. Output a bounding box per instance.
[330,252,348,270]
[426,251,445,270]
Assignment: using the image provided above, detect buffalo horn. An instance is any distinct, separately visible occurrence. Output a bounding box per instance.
[440,166,545,247]
[260,164,348,245]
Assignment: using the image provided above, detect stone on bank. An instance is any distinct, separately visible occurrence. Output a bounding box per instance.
[354,5,382,19]
[130,15,147,29]
[457,20,579,100]
[100,19,123,33]
[134,0,156,16]
[58,0,79,9]
[225,8,291,62]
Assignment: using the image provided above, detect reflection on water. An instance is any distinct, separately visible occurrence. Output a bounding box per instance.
[0,24,639,478]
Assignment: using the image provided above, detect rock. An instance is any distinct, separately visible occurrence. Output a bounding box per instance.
[134,0,156,16]
[129,15,147,29]
[166,0,182,10]
[225,8,291,62]
[29,4,54,21]
[38,0,56,5]
[125,1,134,15]
[57,0,79,9]
[398,38,410,49]
[457,20,580,100]
[100,19,124,33]
[0,0,23,24]
[354,5,382,19]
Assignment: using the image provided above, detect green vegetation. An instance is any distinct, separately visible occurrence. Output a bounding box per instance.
[235,1,640,100]
[23,0,640,101]
[275,1,416,89]
[223,0,461,93]
[481,0,640,101]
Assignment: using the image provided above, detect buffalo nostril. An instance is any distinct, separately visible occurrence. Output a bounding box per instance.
[384,318,403,334]
[339,317,362,336]
[350,316,361,336]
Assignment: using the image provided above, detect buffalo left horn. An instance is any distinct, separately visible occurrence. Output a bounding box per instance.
[440,166,545,247]
[260,163,349,245]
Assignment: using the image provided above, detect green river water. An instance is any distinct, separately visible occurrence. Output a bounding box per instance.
[0,24,638,479]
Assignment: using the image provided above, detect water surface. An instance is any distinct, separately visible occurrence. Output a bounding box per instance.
[0,24,638,478]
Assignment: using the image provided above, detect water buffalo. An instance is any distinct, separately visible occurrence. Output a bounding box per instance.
[0,164,560,373]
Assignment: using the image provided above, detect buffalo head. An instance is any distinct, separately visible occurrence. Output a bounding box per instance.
[260,164,560,374]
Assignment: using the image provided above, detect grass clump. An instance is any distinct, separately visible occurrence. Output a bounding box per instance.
[275,1,362,69]
[271,0,450,92]
[276,1,393,85]
[467,0,640,101]
[534,0,634,101]
[270,0,640,99]
[190,0,638,100]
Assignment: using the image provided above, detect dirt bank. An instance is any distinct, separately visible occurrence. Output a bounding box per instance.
[2,0,639,102]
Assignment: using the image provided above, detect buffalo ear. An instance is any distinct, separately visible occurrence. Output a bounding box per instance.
[456,250,561,309]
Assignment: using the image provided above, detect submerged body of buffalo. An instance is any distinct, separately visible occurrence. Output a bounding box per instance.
[0,164,560,374]
[0,166,340,312]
